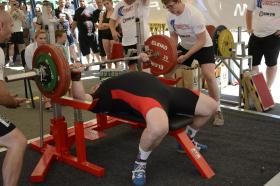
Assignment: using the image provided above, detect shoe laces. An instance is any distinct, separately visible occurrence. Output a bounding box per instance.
[191,139,206,151]
[216,111,223,119]
[191,139,200,148]
[132,162,146,178]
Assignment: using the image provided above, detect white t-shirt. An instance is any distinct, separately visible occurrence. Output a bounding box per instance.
[25,42,38,70]
[166,3,212,50]
[111,0,150,46]
[247,0,280,37]
[0,48,4,81]
[33,17,37,24]
[11,9,24,32]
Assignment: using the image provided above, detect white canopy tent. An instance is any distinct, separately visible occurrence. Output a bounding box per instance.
[148,0,249,29]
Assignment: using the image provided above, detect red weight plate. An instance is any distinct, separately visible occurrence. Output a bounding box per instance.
[145,35,177,76]
[33,44,70,98]
[52,45,71,97]
[33,45,69,98]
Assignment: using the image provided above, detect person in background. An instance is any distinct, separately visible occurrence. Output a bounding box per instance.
[57,12,78,63]
[246,0,280,91]
[8,0,25,66]
[64,0,75,17]
[161,0,224,126]
[109,0,150,71]
[72,0,101,65]
[55,0,72,22]
[24,30,51,109]
[55,29,70,63]
[20,2,32,45]
[93,0,106,63]
[0,2,7,60]
[36,1,57,44]
[24,30,47,70]
[98,0,116,68]
[0,2,5,12]
[31,7,42,41]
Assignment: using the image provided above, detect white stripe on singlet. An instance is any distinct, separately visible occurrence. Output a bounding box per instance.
[0,117,11,127]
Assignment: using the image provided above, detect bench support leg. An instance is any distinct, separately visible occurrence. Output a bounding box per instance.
[170,129,215,179]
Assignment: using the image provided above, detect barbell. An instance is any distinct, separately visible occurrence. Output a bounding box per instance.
[79,35,178,75]
[5,35,178,99]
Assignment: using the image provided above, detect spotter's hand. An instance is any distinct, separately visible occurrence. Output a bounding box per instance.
[139,53,150,62]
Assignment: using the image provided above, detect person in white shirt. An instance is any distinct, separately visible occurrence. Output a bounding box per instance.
[109,0,150,71]
[162,0,224,126]
[0,2,5,11]
[8,0,25,66]
[24,30,47,70]
[246,0,280,90]
[24,30,52,109]
[0,11,27,186]
[31,7,42,41]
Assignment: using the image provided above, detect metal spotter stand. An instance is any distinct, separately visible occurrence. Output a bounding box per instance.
[215,27,252,107]
[39,93,44,148]
[135,17,143,71]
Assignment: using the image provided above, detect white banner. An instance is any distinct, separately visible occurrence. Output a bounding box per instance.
[149,0,249,28]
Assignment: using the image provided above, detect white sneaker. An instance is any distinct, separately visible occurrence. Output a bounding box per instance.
[213,111,224,126]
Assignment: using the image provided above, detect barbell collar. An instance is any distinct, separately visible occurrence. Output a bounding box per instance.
[5,70,39,82]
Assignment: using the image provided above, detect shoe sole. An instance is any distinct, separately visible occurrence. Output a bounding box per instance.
[176,149,186,154]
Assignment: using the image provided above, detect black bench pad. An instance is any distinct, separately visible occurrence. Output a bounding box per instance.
[108,112,193,131]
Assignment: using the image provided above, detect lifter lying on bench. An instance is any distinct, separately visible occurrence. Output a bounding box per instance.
[71,62,218,186]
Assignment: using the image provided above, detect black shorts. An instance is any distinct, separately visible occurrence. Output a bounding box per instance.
[169,87,199,116]
[67,34,75,46]
[0,116,16,137]
[177,45,215,67]
[99,29,113,40]
[9,32,25,45]
[123,44,137,66]
[98,30,106,57]
[248,33,280,67]
[78,33,99,56]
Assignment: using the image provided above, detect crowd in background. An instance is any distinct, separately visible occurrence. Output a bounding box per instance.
[0,0,121,69]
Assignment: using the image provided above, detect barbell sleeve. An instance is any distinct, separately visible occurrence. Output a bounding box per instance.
[82,55,142,68]
[5,70,38,82]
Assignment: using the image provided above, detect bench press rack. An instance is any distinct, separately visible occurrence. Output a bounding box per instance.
[215,27,253,107]
[215,54,252,107]
[29,87,215,183]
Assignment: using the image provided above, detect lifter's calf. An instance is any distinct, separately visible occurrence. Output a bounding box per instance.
[132,108,168,186]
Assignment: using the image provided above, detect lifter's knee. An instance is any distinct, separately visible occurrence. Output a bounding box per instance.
[8,129,27,152]
[195,94,218,116]
[145,107,169,138]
